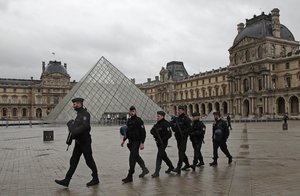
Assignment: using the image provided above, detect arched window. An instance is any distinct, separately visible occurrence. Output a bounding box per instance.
[22,108,27,117]
[2,108,7,117]
[258,46,263,59]
[12,108,17,117]
[243,79,249,92]
[281,46,286,56]
[271,44,275,57]
[234,53,238,65]
[245,50,250,62]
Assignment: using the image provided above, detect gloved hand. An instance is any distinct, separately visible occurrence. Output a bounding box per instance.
[67,120,74,131]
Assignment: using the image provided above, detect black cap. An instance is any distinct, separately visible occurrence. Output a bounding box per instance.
[157,111,166,116]
[192,112,200,117]
[72,97,84,103]
[129,106,136,111]
[213,111,220,116]
[178,105,185,110]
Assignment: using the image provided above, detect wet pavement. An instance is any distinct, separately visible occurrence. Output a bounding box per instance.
[0,121,300,196]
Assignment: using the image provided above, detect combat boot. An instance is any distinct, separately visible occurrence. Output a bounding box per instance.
[165,166,174,174]
[228,156,233,164]
[55,178,71,187]
[172,167,181,175]
[86,177,99,187]
[209,160,218,166]
[139,167,149,178]
[181,164,190,171]
[190,164,196,171]
[122,171,133,183]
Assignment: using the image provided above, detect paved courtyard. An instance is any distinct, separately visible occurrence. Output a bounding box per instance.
[0,121,300,196]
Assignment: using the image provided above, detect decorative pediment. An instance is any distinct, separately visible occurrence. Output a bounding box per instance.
[233,36,260,48]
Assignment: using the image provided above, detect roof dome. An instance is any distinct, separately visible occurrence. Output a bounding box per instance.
[233,13,295,46]
[42,61,69,77]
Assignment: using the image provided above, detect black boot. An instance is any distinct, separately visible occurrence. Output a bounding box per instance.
[152,167,160,178]
[165,166,174,174]
[228,156,233,164]
[190,164,196,171]
[55,178,70,187]
[139,167,149,178]
[172,167,181,175]
[86,177,99,187]
[122,171,133,183]
[209,159,218,166]
[197,162,205,167]
[181,164,190,171]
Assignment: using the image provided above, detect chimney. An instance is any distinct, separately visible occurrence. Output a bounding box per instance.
[147,78,151,83]
[271,8,280,38]
[131,78,135,84]
[237,23,244,33]
[155,76,159,81]
[42,61,45,72]
[64,63,67,69]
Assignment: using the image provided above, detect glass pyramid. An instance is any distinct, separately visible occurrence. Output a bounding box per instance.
[46,56,164,124]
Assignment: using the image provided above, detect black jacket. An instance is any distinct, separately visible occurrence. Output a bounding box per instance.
[189,120,205,142]
[124,115,146,143]
[212,118,229,142]
[150,119,172,144]
[170,113,192,139]
[68,107,91,143]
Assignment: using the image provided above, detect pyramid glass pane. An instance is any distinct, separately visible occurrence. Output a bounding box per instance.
[45,56,165,124]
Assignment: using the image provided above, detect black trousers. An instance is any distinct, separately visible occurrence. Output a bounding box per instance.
[127,141,146,174]
[213,140,231,160]
[155,141,173,172]
[176,136,189,168]
[228,123,232,130]
[66,140,98,179]
[191,140,204,165]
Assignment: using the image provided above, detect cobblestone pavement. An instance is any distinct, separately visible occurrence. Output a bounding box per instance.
[0,121,300,196]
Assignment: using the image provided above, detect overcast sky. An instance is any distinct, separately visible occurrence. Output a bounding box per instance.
[1,0,300,83]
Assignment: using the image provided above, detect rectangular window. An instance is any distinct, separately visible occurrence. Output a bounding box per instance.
[286,62,290,69]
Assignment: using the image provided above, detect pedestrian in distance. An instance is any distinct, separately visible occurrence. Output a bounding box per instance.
[55,98,99,187]
[170,105,192,174]
[189,112,206,170]
[227,114,232,130]
[209,111,232,166]
[150,111,174,177]
[121,106,149,183]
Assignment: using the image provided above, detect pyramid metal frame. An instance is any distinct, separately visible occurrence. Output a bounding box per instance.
[46,56,165,124]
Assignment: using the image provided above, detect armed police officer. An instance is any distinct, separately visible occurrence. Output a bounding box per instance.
[189,112,206,170]
[150,111,174,177]
[209,111,232,166]
[170,105,192,174]
[121,106,149,183]
[55,98,99,187]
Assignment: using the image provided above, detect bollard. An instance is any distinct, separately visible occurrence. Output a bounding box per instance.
[43,130,54,141]
[282,123,288,130]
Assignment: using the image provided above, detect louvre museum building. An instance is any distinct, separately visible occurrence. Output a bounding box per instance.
[1,8,300,121]
[138,8,300,120]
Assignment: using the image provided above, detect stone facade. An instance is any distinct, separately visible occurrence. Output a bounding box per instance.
[0,61,75,121]
[138,8,300,119]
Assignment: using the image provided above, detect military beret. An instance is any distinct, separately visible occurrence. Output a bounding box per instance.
[129,106,136,111]
[192,112,200,116]
[213,111,220,116]
[178,105,185,110]
[72,97,84,103]
[157,111,166,116]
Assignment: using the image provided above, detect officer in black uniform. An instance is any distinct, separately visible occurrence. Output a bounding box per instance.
[55,98,99,187]
[189,112,206,170]
[209,111,232,166]
[150,111,174,177]
[121,106,149,183]
[170,105,192,174]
